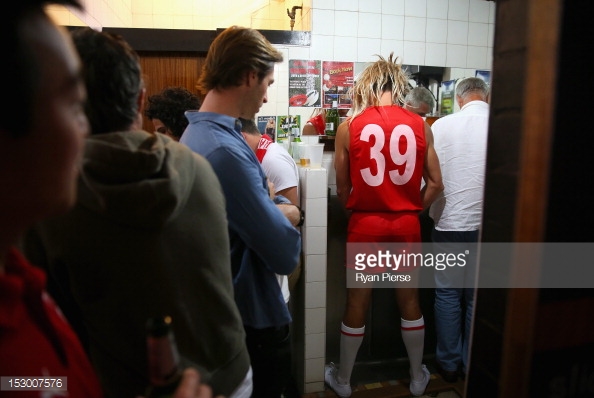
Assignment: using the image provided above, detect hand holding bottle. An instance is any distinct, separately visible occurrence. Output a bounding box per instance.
[145,316,215,398]
[173,368,224,398]
[139,368,222,398]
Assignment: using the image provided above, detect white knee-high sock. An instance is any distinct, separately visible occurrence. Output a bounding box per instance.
[401,316,425,381]
[337,322,365,384]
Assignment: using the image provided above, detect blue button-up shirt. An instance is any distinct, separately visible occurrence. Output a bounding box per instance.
[180,111,301,328]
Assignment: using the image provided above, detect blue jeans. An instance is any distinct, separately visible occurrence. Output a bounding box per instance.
[432,228,478,373]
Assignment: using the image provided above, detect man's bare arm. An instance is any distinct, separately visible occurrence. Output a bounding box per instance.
[421,122,444,209]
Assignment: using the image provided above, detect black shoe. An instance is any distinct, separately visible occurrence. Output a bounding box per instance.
[435,363,458,383]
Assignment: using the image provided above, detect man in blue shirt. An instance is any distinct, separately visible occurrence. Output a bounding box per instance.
[180,26,302,398]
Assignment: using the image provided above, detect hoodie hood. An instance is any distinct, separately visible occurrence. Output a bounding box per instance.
[77,130,196,228]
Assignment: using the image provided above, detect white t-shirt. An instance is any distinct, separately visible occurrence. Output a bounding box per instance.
[261,142,300,199]
[260,142,300,303]
[429,100,489,231]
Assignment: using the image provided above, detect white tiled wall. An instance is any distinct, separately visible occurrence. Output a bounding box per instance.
[49,0,494,123]
[262,0,495,124]
[50,0,312,31]
[298,166,328,392]
[50,0,494,66]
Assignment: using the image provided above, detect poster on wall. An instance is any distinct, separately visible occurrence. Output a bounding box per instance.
[288,60,321,107]
[475,70,491,85]
[276,115,301,145]
[321,61,354,108]
[257,116,277,141]
[441,80,456,115]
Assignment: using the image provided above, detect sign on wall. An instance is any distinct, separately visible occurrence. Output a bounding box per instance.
[321,61,354,108]
[475,70,491,85]
[276,115,301,144]
[441,80,456,115]
[288,59,376,109]
[288,60,321,107]
[257,116,277,141]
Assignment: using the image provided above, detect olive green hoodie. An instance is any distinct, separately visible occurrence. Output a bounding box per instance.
[24,131,250,398]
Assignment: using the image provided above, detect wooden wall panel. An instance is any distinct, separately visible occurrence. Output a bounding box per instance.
[138,51,206,132]
[469,0,594,397]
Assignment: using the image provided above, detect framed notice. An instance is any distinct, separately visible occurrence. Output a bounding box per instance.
[288,60,321,107]
[322,61,354,108]
[276,115,301,144]
[257,116,276,141]
[440,80,456,115]
[475,70,491,85]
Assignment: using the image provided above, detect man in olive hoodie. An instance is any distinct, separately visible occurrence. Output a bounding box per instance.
[23,28,251,398]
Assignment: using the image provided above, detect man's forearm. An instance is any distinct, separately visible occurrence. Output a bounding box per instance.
[276,203,302,227]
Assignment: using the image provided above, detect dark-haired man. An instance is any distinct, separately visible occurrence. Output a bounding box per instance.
[23,26,249,398]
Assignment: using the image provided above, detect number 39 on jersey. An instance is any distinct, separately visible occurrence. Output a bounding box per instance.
[359,123,417,187]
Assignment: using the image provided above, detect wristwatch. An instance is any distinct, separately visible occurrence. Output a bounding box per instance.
[296,206,305,227]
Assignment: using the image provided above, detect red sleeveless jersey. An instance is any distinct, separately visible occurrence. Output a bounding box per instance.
[346,105,426,213]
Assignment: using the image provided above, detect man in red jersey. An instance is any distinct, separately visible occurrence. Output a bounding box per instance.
[325,53,443,397]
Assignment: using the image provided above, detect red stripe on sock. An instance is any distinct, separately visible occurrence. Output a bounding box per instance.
[401,325,425,331]
[341,330,365,337]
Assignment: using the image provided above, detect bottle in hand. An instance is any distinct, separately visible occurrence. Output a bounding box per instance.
[145,316,185,398]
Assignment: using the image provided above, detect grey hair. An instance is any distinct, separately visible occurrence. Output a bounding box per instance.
[456,77,489,101]
[404,87,435,111]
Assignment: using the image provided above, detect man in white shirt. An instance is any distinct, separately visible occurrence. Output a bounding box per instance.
[239,117,302,397]
[240,117,302,304]
[429,77,490,383]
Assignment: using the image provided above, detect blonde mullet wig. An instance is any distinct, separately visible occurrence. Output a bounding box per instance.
[349,52,410,121]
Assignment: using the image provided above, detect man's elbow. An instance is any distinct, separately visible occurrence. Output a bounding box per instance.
[425,180,444,202]
[286,205,301,227]
[336,185,349,201]
[435,180,444,193]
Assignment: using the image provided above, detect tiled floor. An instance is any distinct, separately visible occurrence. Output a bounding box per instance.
[301,361,465,398]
